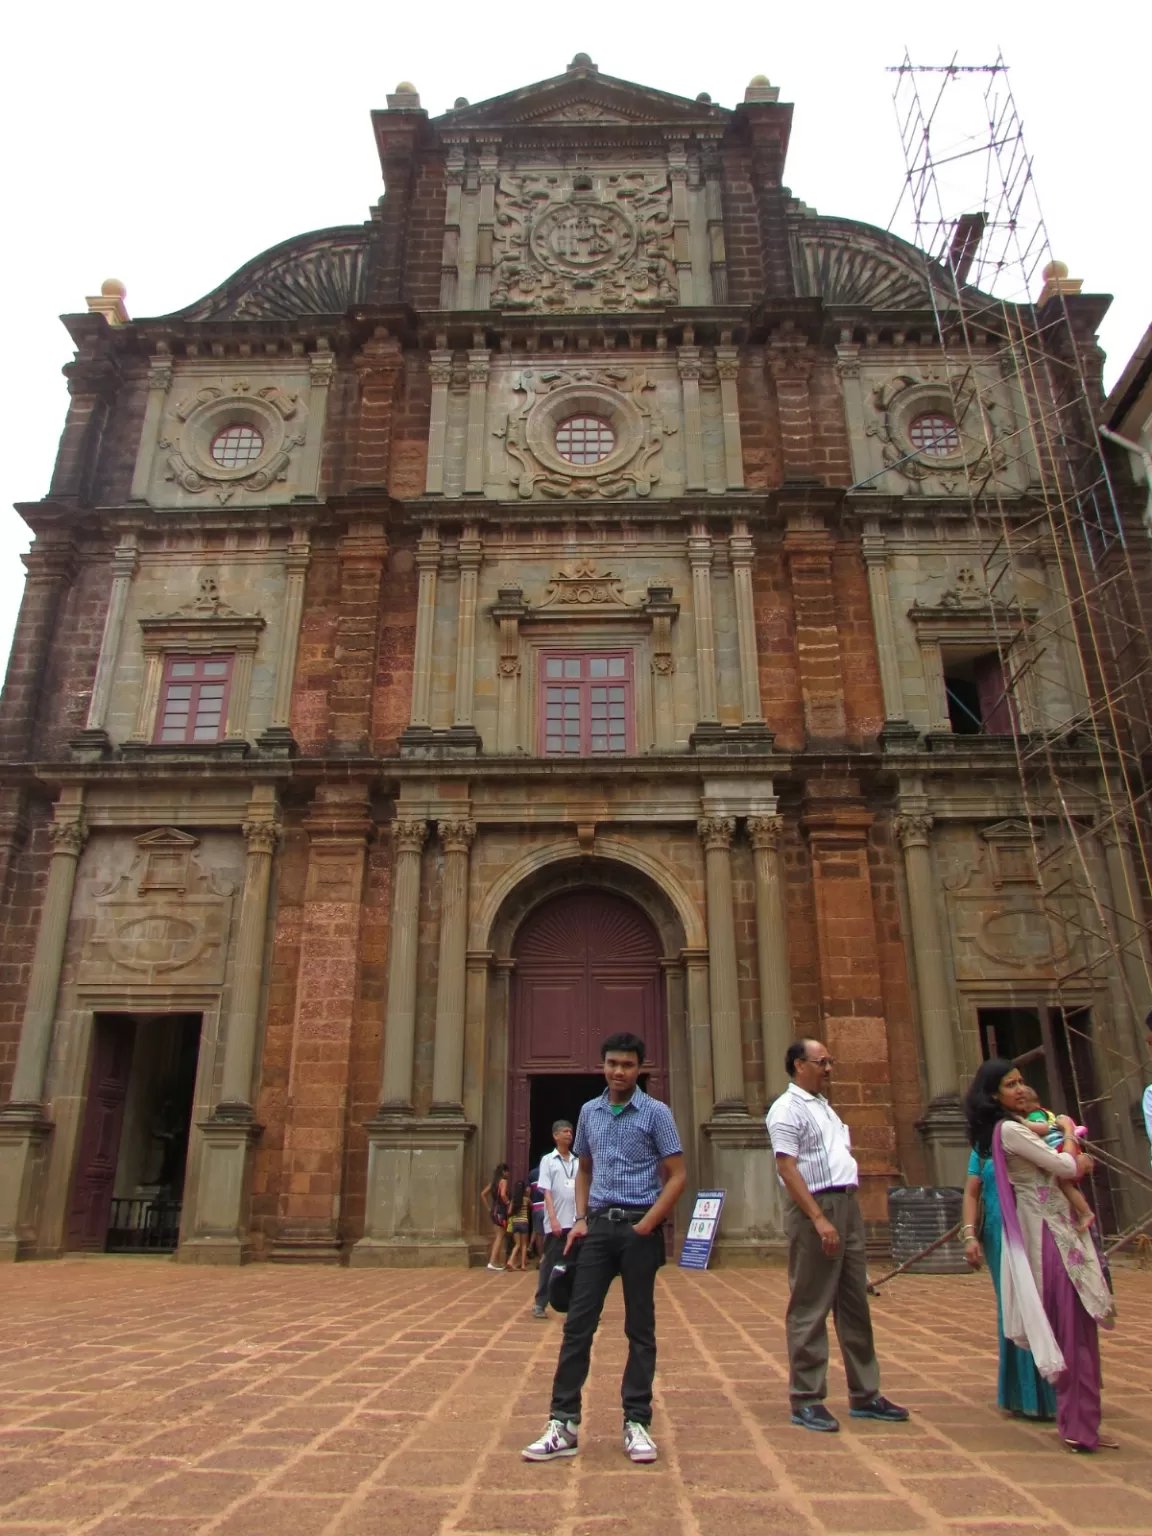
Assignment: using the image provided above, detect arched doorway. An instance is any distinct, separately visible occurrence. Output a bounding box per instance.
[508,888,667,1179]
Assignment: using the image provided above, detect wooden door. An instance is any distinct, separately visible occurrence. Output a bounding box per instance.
[509,890,665,1177]
[67,1016,136,1251]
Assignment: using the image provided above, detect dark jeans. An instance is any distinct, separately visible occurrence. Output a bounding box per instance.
[549,1214,665,1427]
[535,1231,569,1309]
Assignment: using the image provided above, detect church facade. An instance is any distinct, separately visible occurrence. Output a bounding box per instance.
[0,57,1147,1264]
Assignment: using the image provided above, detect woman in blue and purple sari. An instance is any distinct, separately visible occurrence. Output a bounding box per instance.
[963,1060,1117,1452]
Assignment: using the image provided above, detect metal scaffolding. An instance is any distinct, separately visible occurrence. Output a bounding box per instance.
[887,52,1152,1220]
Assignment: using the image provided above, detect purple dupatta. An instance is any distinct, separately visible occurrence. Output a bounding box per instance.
[991,1120,1065,1382]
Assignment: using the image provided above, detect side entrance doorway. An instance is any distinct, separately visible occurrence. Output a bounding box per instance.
[508,887,668,1188]
[67,1012,202,1254]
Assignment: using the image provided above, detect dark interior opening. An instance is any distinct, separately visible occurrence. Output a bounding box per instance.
[527,1073,604,1176]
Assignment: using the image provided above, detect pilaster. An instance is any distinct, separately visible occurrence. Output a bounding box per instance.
[861,519,917,747]
[424,350,453,494]
[71,535,139,759]
[257,528,311,756]
[688,522,720,739]
[783,511,847,747]
[450,526,483,751]
[377,819,429,1109]
[129,350,173,501]
[678,346,707,491]
[716,347,745,489]
[492,586,526,754]
[0,542,78,759]
[729,521,763,725]
[698,816,745,1113]
[464,350,490,495]
[328,520,388,752]
[747,815,792,1104]
[431,819,476,1114]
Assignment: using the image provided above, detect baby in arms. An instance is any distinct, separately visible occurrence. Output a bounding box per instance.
[1019,1085,1096,1232]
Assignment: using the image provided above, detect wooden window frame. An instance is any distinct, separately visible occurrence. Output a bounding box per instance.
[154,654,235,745]
[537,649,634,758]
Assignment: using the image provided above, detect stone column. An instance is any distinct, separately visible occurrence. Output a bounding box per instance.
[474,149,499,310]
[431,820,476,1114]
[258,528,311,755]
[183,791,280,1263]
[492,587,525,754]
[688,522,719,736]
[451,526,482,748]
[71,535,139,757]
[667,144,693,303]
[464,350,490,494]
[440,149,465,307]
[678,346,707,490]
[0,542,78,758]
[1099,813,1152,1039]
[296,347,335,495]
[644,584,678,751]
[129,351,173,501]
[861,521,915,744]
[747,816,792,1103]
[0,794,84,1259]
[377,819,429,1110]
[404,530,441,745]
[217,805,281,1112]
[6,800,87,1110]
[716,347,745,490]
[424,350,454,494]
[729,521,764,725]
[703,154,728,302]
[698,816,745,1112]
[894,810,967,1182]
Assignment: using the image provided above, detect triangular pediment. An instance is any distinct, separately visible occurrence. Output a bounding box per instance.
[435,64,730,132]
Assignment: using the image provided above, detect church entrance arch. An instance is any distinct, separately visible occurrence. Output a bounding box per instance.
[508,888,666,1179]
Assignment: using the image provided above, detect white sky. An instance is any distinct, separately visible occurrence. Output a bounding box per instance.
[1,1,1147,678]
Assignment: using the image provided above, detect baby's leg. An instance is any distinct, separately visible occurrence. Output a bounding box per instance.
[1061,1178,1096,1232]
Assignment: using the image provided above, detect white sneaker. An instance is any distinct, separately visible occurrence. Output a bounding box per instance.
[623,1420,657,1462]
[522,1418,579,1461]
[486,1263,503,1271]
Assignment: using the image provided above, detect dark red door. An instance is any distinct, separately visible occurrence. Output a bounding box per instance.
[67,1016,136,1251]
[508,890,665,1178]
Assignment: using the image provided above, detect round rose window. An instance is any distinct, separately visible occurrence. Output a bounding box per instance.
[555,416,615,465]
[908,412,960,457]
[210,424,264,468]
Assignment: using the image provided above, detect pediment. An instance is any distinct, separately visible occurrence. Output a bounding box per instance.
[436,68,729,132]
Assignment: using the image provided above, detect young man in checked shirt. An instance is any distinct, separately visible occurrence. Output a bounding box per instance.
[523,1031,686,1464]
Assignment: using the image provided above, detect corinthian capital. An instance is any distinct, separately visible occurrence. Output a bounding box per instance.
[894,812,934,850]
[393,818,429,855]
[698,816,735,852]
[48,818,87,858]
[242,818,281,856]
[747,815,784,852]
[438,819,476,855]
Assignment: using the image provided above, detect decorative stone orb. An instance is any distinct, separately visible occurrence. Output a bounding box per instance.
[1042,260,1069,281]
[454,96,469,108]
[101,278,127,298]
[696,92,712,103]
[395,81,417,94]
[748,74,771,87]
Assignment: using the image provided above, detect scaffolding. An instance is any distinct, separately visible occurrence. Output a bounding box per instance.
[887,52,1152,1224]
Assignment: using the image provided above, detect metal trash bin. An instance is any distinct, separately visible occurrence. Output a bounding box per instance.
[887,1186,968,1273]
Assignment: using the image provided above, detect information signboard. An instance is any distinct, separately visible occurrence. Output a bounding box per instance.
[677,1189,725,1269]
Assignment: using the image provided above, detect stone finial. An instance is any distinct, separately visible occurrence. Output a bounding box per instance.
[745,74,780,103]
[696,92,712,103]
[453,96,469,108]
[386,81,421,109]
[567,51,598,72]
[1037,259,1083,306]
[85,277,129,325]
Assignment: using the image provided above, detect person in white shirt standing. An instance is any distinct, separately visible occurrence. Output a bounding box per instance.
[766,1038,910,1434]
[532,1119,577,1318]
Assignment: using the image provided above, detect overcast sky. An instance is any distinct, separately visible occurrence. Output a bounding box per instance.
[2,2,1146,677]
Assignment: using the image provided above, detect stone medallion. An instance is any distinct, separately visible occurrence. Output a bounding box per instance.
[530,201,636,276]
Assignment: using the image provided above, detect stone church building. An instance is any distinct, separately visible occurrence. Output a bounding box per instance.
[0,56,1147,1263]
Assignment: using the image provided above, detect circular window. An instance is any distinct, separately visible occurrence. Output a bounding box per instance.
[210,424,264,469]
[555,416,615,466]
[908,412,960,457]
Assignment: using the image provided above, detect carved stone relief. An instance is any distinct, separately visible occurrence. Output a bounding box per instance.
[494,366,676,498]
[866,370,1007,494]
[491,168,675,312]
[159,378,307,503]
[78,829,235,988]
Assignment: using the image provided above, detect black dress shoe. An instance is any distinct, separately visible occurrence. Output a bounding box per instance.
[791,1403,840,1432]
[849,1395,910,1422]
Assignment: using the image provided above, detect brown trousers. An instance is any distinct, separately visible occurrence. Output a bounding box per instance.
[785,1189,881,1408]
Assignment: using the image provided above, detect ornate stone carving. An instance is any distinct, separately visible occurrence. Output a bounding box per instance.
[535,558,640,611]
[157,379,308,503]
[893,812,934,849]
[438,820,476,854]
[491,170,674,312]
[171,228,371,321]
[495,366,674,499]
[242,819,282,856]
[48,819,87,858]
[698,816,736,851]
[747,815,784,852]
[393,819,429,854]
[865,372,1004,493]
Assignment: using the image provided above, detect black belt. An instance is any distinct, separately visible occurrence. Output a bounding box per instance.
[588,1206,650,1224]
[813,1184,857,1196]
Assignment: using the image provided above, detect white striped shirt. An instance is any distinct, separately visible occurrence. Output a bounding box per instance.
[766,1082,859,1192]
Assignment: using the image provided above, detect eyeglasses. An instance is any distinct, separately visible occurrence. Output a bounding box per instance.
[806,1057,834,1068]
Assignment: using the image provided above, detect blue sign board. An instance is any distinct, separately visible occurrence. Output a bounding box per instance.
[678,1189,725,1269]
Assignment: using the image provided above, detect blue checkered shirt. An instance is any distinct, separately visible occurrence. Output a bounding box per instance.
[573,1086,683,1209]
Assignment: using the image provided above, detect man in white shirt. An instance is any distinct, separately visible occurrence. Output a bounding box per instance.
[532,1119,577,1318]
[766,1038,909,1434]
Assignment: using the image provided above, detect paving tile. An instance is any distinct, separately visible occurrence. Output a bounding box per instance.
[808,1496,930,1530]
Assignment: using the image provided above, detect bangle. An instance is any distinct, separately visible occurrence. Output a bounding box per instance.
[574,1213,587,1222]
[961,1225,976,1238]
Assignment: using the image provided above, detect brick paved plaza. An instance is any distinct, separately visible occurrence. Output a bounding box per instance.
[0,1261,1150,1536]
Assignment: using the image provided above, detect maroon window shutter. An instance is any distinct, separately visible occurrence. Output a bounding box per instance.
[975,653,1013,733]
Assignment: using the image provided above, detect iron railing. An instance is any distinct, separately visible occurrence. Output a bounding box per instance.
[105,1197,182,1253]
